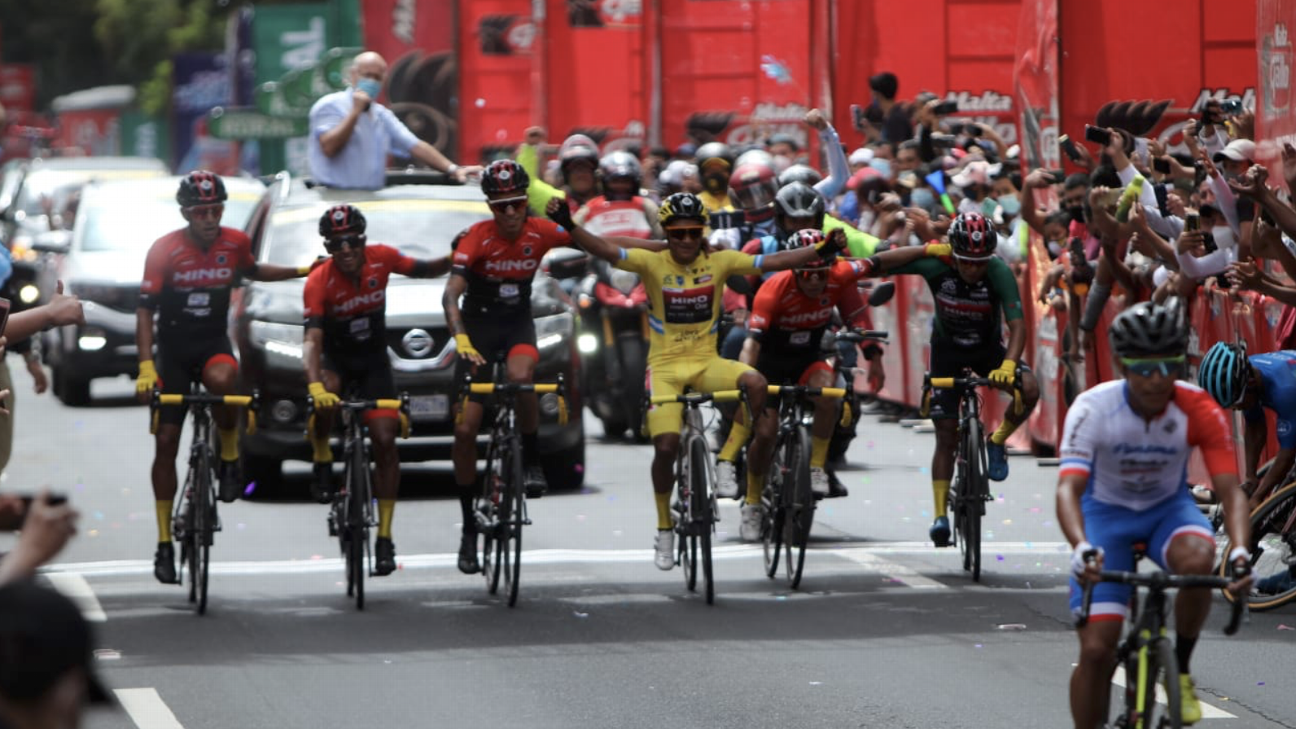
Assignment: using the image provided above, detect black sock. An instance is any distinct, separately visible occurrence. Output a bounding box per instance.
[457,481,476,534]
[1079,284,1111,331]
[1175,633,1197,675]
[522,432,539,467]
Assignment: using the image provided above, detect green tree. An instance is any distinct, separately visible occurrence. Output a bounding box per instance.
[94,0,226,116]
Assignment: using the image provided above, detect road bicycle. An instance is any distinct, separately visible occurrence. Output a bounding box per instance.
[649,389,745,604]
[462,361,567,608]
[309,391,409,611]
[150,387,259,615]
[923,370,1021,582]
[1077,546,1247,729]
[1218,477,1296,612]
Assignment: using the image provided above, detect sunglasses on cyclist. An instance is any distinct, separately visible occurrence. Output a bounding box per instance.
[324,235,366,253]
[487,195,528,213]
[795,267,828,282]
[1120,355,1186,378]
[185,204,224,221]
[665,226,705,241]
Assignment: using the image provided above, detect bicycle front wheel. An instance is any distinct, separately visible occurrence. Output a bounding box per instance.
[195,463,213,615]
[1220,480,1296,611]
[959,418,985,582]
[481,438,503,596]
[347,445,371,611]
[783,426,814,589]
[1138,637,1181,729]
[504,435,524,607]
[689,435,715,604]
[761,454,783,579]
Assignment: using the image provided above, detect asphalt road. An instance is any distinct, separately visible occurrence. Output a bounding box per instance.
[5,368,1295,729]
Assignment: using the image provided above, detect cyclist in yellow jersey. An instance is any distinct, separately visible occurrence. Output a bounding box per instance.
[546,192,847,569]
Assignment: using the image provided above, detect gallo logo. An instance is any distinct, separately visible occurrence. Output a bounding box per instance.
[337,290,385,314]
[174,268,232,284]
[944,91,1013,113]
[484,259,538,273]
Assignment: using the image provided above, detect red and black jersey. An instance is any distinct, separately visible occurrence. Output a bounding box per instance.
[139,227,256,342]
[303,244,417,360]
[450,217,571,314]
[747,261,873,350]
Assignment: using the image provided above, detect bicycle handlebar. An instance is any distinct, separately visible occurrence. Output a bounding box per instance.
[468,383,561,395]
[1076,565,1248,635]
[153,393,258,409]
[834,329,889,344]
[649,389,745,406]
[765,385,846,399]
[924,371,1025,415]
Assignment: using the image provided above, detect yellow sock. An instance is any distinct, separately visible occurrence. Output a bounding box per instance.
[219,427,239,462]
[654,491,672,530]
[377,499,395,539]
[310,434,332,463]
[718,421,751,463]
[932,480,950,518]
[811,436,830,469]
[990,418,1017,446]
[746,469,762,505]
[156,500,172,542]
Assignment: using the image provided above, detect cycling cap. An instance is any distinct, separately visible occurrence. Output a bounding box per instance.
[176,171,227,207]
[659,192,709,227]
[1108,299,1189,359]
[481,159,530,196]
[1197,341,1249,408]
[948,212,996,260]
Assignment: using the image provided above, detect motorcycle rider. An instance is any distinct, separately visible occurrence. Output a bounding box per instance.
[516,128,603,215]
[573,151,663,238]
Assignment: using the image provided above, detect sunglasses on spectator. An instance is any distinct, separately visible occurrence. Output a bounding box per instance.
[665,227,705,240]
[324,236,366,253]
[487,195,528,212]
[1120,355,1185,378]
[185,204,224,220]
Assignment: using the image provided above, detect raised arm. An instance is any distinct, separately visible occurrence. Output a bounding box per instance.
[546,197,656,263]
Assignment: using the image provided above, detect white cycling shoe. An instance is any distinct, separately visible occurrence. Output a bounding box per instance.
[739,503,764,542]
[715,460,740,499]
[654,529,675,571]
[810,467,830,497]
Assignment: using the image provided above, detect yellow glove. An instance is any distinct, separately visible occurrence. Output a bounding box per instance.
[989,359,1017,388]
[455,333,481,361]
[136,360,158,396]
[309,381,339,409]
[925,242,952,258]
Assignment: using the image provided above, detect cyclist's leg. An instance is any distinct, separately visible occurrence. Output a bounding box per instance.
[361,363,400,563]
[988,363,1040,447]
[504,336,544,493]
[803,362,837,494]
[452,347,489,574]
[646,363,686,532]
[202,348,243,501]
[1149,490,1216,714]
[151,347,192,583]
[699,358,767,504]
[927,346,962,544]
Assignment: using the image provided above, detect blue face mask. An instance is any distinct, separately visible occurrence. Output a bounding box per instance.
[355,78,382,100]
[869,159,892,179]
[997,194,1021,216]
[909,188,936,210]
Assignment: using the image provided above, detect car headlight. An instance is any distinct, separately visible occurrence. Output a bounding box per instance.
[249,321,303,359]
[534,311,573,350]
[610,269,640,295]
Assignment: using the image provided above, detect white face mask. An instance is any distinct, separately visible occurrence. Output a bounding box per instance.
[1211,225,1236,251]
[857,210,876,232]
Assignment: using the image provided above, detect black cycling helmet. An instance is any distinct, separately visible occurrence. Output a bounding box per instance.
[695,142,734,171]
[778,164,823,189]
[773,182,826,225]
[319,204,367,239]
[480,159,530,196]
[658,192,709,227]
[948,212,996,260]
[1109,299,1189,358]
[176,170,227,207]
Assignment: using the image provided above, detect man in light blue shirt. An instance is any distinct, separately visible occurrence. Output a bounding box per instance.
[308,51,479,190]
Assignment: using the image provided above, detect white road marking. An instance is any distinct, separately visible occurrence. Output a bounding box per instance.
[1110,666,1236,719]
[829,549,948,589]
[42,542,1070,578]
[114,688,186,729]
[43,572,107,622]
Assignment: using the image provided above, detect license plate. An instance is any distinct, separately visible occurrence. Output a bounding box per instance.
[409,394,449,421]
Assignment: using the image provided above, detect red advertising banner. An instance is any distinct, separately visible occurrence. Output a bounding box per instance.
[1057,0,1256,161]
[361,0,460,158]
[457,0,537,161]
[1257,0,1295,185]
[0,64,36,113]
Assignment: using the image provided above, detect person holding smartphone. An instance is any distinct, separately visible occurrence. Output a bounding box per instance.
[0,492,77,586]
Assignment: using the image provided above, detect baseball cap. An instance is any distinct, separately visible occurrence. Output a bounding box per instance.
[849,147,874,166]
[0,580,113,706]
[951,160,991,188]
[1213,139,1257,163]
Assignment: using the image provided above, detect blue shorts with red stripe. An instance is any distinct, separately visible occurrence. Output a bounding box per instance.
[1068,487,1215,623]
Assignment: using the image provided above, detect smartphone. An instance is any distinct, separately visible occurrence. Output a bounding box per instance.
[0,297,10,338]
[1202,230,1217,254]
[850,103,867,133]
[1046,169,1066,184]
[1153,157,1172,174]
[947,122,965,136]
[16,492,69,527]
[1084,125,1112,146]
[1185,212,1200,232]
[1059,134,1082,162]
[933,100,958,115]
[1220,98,1243,116]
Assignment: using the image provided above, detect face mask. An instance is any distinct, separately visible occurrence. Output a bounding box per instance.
[355,78,382,100]
[857,210,876,231]
[1210,225,1236,251]
[1046,239,1063,258]
[703,171,728,194]
[997,194,1021,216]
[909,188,935,211]
[869,159,892,179]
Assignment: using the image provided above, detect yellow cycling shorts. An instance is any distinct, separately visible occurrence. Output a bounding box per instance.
[646,356,755,437]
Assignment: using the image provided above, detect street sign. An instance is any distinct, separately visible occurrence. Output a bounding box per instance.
[208,107,309,140]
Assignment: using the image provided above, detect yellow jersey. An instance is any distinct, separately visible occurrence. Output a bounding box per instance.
[615,247,761,364]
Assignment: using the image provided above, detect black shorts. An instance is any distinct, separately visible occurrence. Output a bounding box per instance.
[926,342,1031,420]
[156,337,236,427]
[322,353,397,403]
[454,312,538,403]
[756,351,832,406]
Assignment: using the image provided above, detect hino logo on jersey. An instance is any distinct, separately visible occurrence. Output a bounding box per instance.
[336,290,385,314]
[780,310,830,326]
[173,267,232,284]
[484,259,538,273]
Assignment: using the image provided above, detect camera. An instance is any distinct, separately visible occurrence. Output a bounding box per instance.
[1153,157,1172,174]
[1084,125,1112,146]
[932,100,958,115]
[1219,98,1243,116]
[1060,134,1082,162]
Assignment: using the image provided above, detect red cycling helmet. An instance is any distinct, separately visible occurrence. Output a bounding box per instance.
[786,228,830,268]
[948,212,996,260]
[319,204,367,240]
[176,170,226,207]
[481,159,530,196]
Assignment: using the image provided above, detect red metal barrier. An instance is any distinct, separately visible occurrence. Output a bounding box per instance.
[856,276,908,403]
[902,276,935,409]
